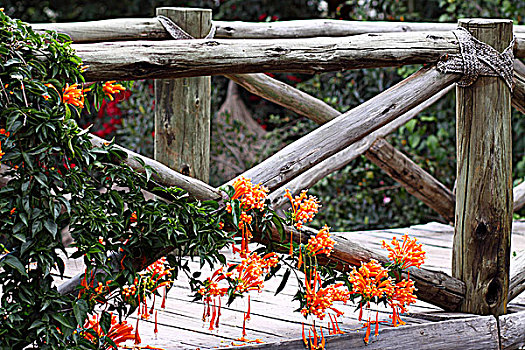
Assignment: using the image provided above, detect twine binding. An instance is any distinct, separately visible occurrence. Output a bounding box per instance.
[437,27,515,90]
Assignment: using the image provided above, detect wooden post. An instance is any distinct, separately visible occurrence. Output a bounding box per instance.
[453,19,513,315]
[154,7,212,182]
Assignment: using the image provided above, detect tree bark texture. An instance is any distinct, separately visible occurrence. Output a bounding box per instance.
[453,19,513,316]
[154,8,212,182]
[32,18,525,42]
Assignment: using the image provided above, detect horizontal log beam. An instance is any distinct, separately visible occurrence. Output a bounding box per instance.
[365,138,455,223]
[514,182,525,212]
[234,67,460,192]
[231,314,498,349]
[73,32,469,81]
[499,310,525,349]
[32,19,525,42]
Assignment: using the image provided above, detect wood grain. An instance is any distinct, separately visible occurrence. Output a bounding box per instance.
[453,19,514,316]
[499,310,525,349]
[74,32,465,81]
[515,182,525,212]
[32,19,525,42]
[228,315,500,350]
[154,8,212,182]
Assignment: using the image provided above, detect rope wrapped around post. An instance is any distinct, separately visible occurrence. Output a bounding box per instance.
[437,26,515,90]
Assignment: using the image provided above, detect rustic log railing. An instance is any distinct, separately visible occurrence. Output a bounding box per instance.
[19,9,525,349]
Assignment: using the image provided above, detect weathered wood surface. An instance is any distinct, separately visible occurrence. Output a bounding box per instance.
[234,67,459,193]
[499,310,525,350]
[88,133,222,201]
[513,69,525,114]
[365,138,455,223]
[229,315,500,350]
[32,19,525,42]
[515,182,525,212]
[154,8,212,182]
[509,253,525,302]
[73,32,463,81]
[453,19,514,316]
[72,32,525,81]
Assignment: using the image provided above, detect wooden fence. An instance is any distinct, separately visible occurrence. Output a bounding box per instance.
[32,8,525,349]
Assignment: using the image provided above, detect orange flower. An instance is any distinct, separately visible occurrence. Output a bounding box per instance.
[9,208,15,216]
[0,129,10,137]
[102,81,126,101]
[348,259,394,301]
[130,211,138,223]
[306,225,335,257]
[62,83,90,109]
[231,176,268,212]
[301,270,350,320]
[82,313,135,345]
[388,279,417,327]
[381,234,426,269]
[284,189,320,230]
[233,252,279,294]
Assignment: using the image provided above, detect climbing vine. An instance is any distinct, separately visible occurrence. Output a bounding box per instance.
[0,10,426,350]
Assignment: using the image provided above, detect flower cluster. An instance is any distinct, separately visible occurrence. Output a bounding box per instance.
[306,225,335,257]
[82,313,135,346]
[0,128,9,162]
[102,81,126,101]
[348,260,394,301]
[284,189,320,230]
[61,83,91,109]
[382,234,426,269]
[301,270,350,320]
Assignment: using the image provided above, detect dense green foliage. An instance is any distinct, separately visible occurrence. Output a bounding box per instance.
[0,12,234,349]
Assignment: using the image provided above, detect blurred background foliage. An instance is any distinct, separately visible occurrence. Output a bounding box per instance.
[4,0,524,230]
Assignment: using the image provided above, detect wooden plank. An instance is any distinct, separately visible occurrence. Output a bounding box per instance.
[74,32,464,81]
[453,19,514,315]
[154,7,211,182]
[228,315,500,350]
[365,138,455,223]
[499,310,525,350]
[235,67,459,193]
[32,19,525,42]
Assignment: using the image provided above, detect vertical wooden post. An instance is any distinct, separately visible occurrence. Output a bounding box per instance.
[154,7,212,182]
[453,19,513,315]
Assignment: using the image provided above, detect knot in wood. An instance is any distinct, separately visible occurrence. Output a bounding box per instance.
[437,27,515,90]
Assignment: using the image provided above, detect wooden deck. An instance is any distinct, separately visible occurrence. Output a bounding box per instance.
[57,221,525,349]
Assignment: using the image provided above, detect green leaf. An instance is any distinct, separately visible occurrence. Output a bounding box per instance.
[99,311,112,335]
[51,313,74,329]
[44,219,58,237]
[1,255,28,277]
[73,300,89,326]
[275,268,291,296]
